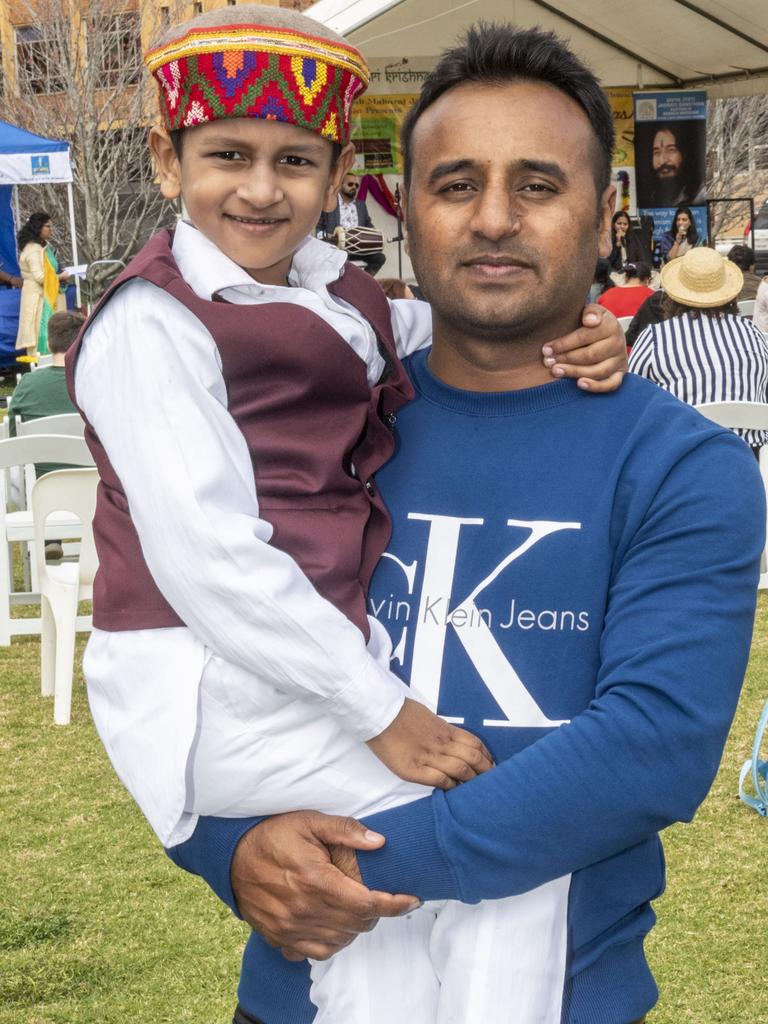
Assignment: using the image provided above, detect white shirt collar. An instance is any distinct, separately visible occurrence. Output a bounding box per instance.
[171,218,348,302]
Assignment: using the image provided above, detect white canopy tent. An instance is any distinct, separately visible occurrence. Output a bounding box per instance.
[307,0,768,98]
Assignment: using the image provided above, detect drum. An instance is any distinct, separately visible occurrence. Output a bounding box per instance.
[332,226,384,256]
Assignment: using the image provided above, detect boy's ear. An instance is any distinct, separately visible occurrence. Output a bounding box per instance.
[149,126,182,201]
[321,142,356,213]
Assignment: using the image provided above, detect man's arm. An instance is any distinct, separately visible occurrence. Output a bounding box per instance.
[169,812,419,960]
[355,429,763,902]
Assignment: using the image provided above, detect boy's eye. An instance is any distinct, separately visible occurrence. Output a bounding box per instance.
[212,150,245,161]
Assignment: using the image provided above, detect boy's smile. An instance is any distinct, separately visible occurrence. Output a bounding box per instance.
[151,118,353,286]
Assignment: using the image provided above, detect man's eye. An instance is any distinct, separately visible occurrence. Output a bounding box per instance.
[521,182,554,193]
[441,181,474,193]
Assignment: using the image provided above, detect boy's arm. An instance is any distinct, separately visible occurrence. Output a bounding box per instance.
[389,300,628,391]
[76,280,407,742]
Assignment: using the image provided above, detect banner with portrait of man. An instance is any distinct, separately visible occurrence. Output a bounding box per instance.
[634,90,707,220]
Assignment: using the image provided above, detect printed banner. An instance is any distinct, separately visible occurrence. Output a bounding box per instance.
[350,94,418,176]
[0,149,72,185]
[633,90,707,210]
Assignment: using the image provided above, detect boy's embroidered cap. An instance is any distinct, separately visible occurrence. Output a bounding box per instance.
[144,19,369,145]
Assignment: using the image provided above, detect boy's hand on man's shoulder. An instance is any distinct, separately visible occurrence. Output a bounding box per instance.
[542,305,628,393]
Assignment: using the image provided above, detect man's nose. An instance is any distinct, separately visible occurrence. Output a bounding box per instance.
[469,183,522,241]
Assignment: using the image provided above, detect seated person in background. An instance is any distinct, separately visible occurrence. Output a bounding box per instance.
[588,256,612,304]
[8,310,83,442]
[608,210,647,272]
[625,289,666,351]
[598,261,654,319]
[629,247,768,450]
[317,171,386,277]
[755,276,768,336]
[659,205,700,263]
[377,277,416,300]
[728,244,762,301]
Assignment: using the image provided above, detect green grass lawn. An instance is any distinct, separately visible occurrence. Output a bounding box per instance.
[1,602,768,1023]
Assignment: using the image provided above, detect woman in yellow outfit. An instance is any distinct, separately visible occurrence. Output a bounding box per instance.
[14,211,69,361]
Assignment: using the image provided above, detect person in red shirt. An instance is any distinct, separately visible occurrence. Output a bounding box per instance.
[598,261,655,319]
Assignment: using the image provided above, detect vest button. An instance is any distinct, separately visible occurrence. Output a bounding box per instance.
[365,479,376,497]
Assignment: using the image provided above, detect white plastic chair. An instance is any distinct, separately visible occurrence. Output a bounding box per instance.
[15,413,85,439]
[738,300,756,317]
[0,434,95,645]
[15,415,86,516]
[32,468,98,724]
[694,401,768,588]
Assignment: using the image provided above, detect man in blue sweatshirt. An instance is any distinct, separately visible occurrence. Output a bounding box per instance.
[169,24,764,1024]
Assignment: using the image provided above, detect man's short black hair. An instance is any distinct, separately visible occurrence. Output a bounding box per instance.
[401,23,614,196]
[47,310,86,354]
[728,244,755,271]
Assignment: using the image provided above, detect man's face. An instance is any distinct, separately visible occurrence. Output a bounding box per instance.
[403,80,614,347]
[150,118,352,286]
[652,129,683,181]
[341,174,359,200]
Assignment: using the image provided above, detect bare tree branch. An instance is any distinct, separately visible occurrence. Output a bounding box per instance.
[4,0,186,296]
[707,95,768,239]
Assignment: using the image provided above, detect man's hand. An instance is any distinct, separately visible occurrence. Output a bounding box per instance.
[231,811,420,962]
[367,697,493,788]
[542,305,628,393]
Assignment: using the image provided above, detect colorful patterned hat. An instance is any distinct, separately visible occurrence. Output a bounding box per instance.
[144,19,369,145]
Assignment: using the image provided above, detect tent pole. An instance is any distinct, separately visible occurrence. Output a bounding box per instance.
[13,186,20,230]
[65,181,81,309]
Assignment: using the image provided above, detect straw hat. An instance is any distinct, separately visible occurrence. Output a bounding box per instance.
[660,247,743,308]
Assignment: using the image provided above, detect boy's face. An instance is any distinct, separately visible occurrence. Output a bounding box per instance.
[151,118,354,286]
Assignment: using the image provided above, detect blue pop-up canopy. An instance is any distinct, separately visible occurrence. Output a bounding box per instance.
[0,120,76,369]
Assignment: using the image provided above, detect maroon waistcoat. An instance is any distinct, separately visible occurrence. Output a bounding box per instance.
[66,231,414,638]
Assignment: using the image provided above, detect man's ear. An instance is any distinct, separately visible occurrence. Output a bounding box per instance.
[149,126,182,201]
[597,184,617,258]
[322,143,356,212]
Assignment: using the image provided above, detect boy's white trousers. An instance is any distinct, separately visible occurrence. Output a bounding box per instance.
[189,622,570,1023]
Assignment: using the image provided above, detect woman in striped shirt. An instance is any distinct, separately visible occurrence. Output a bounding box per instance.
[629,247,768,448]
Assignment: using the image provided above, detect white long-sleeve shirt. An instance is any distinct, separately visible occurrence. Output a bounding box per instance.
[76,220,433,846]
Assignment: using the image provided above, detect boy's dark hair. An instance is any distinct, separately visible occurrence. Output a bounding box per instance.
[728,244,755,271]
[401,23,614,197]
[47,310,86,354]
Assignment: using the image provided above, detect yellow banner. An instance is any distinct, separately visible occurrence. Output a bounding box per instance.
[350,94,418,176]
[607,87,635,167]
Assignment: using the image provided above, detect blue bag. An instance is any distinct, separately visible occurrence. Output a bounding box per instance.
[739,699,768,817]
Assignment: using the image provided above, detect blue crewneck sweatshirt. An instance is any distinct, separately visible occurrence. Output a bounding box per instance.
[170,354,763,1024]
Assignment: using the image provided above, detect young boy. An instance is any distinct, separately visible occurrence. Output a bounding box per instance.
[67,6,629,1022]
